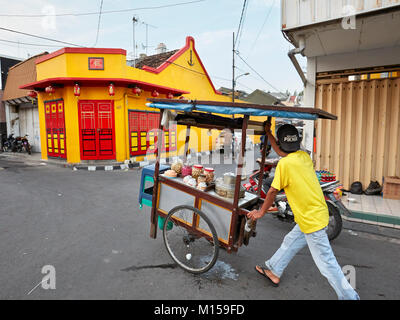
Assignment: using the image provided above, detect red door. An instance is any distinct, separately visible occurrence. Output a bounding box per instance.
[78,100,115,160]
[44,99,67,159]
[128,110,177,157]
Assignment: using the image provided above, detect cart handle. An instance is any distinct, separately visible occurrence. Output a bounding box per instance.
[239,208,250,216]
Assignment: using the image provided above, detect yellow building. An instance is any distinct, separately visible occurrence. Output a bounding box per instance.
[21,37,265,164]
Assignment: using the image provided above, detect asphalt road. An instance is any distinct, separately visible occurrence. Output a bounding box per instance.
[0,154,399,300]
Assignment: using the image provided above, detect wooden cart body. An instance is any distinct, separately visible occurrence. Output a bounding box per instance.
[146,99,337,253]
[156,175,259,252]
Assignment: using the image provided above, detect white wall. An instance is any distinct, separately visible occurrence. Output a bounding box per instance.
[316,45,400,73]
[19,104,41,152]
[5,102,41,152]
[5,102,19,137]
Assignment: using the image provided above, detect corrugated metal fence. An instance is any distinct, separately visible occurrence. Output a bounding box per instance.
[315,77,400,190]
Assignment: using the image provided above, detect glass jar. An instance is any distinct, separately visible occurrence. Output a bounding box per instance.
[197,174,207,184]
[192,165,203,179]
[197,182,207,191]
[204,168,215,184]
[181,165,192,178]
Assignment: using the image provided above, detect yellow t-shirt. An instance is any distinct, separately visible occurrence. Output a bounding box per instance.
[271,151,329,234]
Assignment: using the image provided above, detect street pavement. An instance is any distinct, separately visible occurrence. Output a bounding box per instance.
[0,154,399,300]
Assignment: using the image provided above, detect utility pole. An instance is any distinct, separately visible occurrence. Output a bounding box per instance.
[145,23,148,55]
[132,15,138,67]
[232,32,235,104]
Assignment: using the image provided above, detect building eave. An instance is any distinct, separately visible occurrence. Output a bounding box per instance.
[19,77,190,96]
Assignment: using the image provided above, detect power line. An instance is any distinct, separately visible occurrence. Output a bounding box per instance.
[0,26,83,47]
[235,52,284,94]
[0,38,63,47]
[156,60,255,91]
[234,0,248,51]
[165,60,211,77]
[0,0,207,18]
[247,0,276,58]
[93,0,104,47]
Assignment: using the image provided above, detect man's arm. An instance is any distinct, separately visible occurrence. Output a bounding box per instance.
[247,187,279,220]
[264,123,288,158]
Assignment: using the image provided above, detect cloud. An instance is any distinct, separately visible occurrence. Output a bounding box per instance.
[196,29,234,46]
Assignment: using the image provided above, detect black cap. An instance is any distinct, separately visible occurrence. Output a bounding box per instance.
[277,124,301,153]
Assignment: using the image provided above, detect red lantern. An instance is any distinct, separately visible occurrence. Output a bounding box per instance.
[74,83,81,96]
[28,90,37,98]
[108,83,115,96]
[45,86,55,94]
[167,93,174,99]
[132,86,141,96]
[151,90,159,97]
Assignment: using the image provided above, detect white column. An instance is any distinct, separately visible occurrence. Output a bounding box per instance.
[302,56,317,158]
[5,102,12,136]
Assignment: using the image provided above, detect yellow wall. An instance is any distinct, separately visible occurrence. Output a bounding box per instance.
[36,37,270,164]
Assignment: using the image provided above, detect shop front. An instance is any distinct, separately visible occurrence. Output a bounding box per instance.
[20,37,234,164]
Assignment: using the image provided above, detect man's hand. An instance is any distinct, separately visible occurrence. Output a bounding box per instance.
[247,209,265,221]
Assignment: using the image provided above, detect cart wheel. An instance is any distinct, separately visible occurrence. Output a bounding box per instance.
[163,205,219,274]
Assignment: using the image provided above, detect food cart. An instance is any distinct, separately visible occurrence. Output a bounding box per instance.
[141,98,337,274]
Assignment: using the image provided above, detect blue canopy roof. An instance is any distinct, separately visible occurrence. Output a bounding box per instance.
[146,100,336,121]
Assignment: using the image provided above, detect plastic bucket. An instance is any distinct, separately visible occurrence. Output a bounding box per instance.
[158,216,173,231]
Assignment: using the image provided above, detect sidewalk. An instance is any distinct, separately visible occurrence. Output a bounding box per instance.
[342,193,400,229]
[0,151,65,167]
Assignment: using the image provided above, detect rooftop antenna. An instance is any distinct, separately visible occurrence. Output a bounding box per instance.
[140,21,157,55]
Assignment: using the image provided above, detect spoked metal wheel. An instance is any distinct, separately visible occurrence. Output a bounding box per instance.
[163,205,219,274]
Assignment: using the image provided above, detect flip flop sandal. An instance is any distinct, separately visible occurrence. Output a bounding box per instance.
[255,265,279,287]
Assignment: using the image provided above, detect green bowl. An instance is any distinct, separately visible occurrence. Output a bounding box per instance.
[158,216,173,231]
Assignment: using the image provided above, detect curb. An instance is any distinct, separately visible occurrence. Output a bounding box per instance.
[343,210,400,229]
[73,162,140,171]
[70,149,236,171]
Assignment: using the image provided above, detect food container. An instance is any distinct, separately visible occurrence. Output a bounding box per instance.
[183,175,192,184]
[187,178,197,188]
[183,175,197,188]
[171,160,183,175]
[204,168,215,184]
[197,174,207,184]
[197,182,207,191]
[215,177,245,199]
[164,170,178,178]
[192,165,204,179]
[181,165,192,177]
[223,172,236,185]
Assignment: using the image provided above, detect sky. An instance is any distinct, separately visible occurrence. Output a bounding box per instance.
[0,0,306,95]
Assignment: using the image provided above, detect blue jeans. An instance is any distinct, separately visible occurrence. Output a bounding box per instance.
[265,224,360,300]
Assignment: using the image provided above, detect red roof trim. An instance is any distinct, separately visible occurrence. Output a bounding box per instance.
[142,36,221,95]
[35,48,127,64]
[19,77,189,95]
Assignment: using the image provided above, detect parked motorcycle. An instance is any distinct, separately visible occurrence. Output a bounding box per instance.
[244,157,351,241]
[15,134,32,154]
[1,134,16,152]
